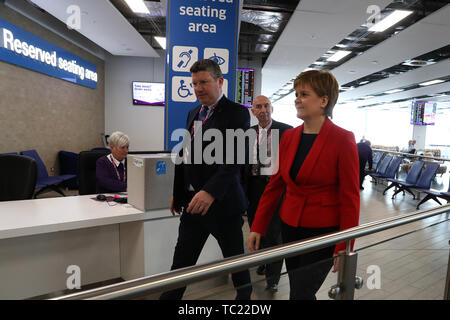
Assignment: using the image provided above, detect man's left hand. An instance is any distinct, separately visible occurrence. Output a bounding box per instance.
[187,190,214,216]
[332,254,339,273]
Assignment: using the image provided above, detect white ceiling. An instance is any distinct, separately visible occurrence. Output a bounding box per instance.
[263,0,450,106]
[28,0,159,57]
[262,0,392,96]
[21,0,450,106]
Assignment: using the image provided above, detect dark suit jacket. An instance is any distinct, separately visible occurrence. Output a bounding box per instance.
[243,119,293,195]
[172,95,250,216]
[357,142,373,170]
[250,118,360,254]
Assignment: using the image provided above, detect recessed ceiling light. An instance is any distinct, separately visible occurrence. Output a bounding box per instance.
[368,10,413,32]
[154,36,166,50]
[124,0,150,14]
[327,50,352,62]
[359,81,370,85]
[419,79,445,86]
[384,89,405,94]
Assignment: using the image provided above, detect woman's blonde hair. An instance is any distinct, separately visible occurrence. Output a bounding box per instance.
[109,131,130,148]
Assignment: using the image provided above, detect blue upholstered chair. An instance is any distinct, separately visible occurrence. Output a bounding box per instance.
[383,160,424,196]
[391,162,440,200]
[21,150,76,197]
[416,176,450,209]
[370,156,403,180]
[368,154,392,183]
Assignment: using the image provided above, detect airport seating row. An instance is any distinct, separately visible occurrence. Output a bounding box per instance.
[367,151,449,209]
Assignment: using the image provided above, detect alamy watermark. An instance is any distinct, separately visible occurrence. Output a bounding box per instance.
[66,265,81,290]
[170,122,280,175]
[66,5,81,30]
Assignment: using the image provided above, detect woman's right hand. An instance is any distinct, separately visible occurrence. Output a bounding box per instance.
[248,232,262,251]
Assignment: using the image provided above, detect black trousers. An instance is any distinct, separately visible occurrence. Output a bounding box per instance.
[247,176,283,287]
[359,159,368,187]
[281,223,339,300]
[160,207,252,300]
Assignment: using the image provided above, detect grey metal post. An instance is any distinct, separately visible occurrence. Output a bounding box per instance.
[444,240,450,300]
[329,241,361,300]
[336,251,358,300]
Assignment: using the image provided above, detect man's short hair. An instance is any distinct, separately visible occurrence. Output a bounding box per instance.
[190,59,223,79]
[294,70,339,118]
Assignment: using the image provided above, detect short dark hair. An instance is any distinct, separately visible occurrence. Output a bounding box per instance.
[190,59,222,79]
[294,70,339,118]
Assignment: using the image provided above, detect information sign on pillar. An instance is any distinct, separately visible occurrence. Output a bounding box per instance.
[164,0,240,150]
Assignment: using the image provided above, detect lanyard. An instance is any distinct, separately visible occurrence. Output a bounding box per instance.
[110,156,126,182]
[190,103,218,137]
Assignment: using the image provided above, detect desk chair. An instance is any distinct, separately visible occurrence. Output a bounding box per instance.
[0,155,37,201]
[78,150,110,195]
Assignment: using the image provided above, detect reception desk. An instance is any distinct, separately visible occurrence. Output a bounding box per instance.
[0,195,223,299]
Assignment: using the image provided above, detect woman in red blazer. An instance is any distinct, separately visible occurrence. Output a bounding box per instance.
[248,70,360,300]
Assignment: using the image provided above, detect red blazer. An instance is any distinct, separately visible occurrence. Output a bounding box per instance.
[250,118,360,254]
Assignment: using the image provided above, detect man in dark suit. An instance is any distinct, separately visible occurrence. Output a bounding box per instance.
[160,59,252,300]
[244,95,292,292]
[357,139,373,190]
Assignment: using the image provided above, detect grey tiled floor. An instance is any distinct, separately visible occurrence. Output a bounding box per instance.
[182,175,450,300]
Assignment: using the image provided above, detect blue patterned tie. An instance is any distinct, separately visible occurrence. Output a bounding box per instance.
[198,106,209,121]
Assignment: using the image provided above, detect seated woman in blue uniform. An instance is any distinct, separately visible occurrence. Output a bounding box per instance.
[96,131,129,193]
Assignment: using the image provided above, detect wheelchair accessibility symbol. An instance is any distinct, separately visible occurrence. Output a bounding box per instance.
[172,76,196,102]
[178,79,193,98]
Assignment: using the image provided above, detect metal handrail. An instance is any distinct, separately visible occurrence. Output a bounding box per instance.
[373,148,450,162]
[52,204,450,300]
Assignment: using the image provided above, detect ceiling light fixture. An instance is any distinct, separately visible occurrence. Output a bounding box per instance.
[124,0,150,14]
[154,36,166,50]
[419,79,445,86]
[368,10,413,32]
[327,50,352,62]
[384,89,404,94]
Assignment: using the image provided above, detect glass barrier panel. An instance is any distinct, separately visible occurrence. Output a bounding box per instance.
[353,220,449,300]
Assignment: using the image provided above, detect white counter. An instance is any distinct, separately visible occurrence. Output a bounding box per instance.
[0,195,223,299]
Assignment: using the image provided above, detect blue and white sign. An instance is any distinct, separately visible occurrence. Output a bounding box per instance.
[165,0,240,149]
[156,161,167,175]
[0,18,97,89]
